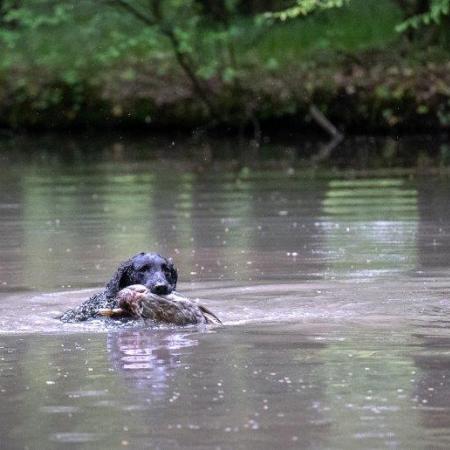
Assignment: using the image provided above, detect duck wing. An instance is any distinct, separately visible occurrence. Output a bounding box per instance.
[170,292,222,324]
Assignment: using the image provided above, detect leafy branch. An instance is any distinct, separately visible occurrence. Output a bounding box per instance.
[264,0,349,21]
[396,0,449,32]
[107,0,220,121]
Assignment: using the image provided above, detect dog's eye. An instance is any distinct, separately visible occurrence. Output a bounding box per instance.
[139,265,150,272]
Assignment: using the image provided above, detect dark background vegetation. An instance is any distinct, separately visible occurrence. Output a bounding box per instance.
[0,0,449,132]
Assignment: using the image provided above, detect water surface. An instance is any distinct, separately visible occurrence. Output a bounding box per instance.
[0,134,449,449]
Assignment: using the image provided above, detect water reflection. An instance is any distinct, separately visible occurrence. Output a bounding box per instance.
[0,134,450,449]
[107,329,199,401]
[417,179,450,271]
[0,151,331,291]
[321,178,418,277]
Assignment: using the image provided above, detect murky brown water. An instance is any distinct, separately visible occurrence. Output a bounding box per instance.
[0,134,450,449]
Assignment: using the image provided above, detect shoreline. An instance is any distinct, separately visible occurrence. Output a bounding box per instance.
[1,59,449,133]
[1,132,449,175]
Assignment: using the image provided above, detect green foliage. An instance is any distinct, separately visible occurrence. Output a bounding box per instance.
[0,1,164,78]
[4,3,72,28]
[396,0,450,31]
[264,0,349,21]
[254,0,402,66]
[0,0,400,85]
[0,0,448,128]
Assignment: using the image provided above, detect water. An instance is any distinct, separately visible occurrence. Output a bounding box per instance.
[0,134,450,449]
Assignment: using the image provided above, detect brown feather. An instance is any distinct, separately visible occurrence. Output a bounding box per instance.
[110,285,222,326]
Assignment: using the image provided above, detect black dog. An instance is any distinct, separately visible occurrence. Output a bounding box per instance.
[61,252,178,322]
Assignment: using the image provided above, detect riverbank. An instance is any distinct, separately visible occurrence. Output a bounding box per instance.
[1,51,449,133]
[0,0,449,133]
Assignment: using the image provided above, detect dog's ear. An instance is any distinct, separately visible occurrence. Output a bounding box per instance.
[168,257,178,289]
[105,258,132,298]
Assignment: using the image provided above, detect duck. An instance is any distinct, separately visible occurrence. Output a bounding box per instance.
[98,284,222,326]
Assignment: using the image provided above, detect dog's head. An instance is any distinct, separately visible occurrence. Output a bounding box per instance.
[105,252,178,298]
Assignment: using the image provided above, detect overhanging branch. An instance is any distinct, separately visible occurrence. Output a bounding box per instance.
[107,0,155,26]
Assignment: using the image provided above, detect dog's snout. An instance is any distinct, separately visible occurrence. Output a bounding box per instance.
[151,282,170,295]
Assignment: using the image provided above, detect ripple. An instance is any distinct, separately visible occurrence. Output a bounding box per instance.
[66,389,109,398]
[40,406,80,414]
[49,432,105,443]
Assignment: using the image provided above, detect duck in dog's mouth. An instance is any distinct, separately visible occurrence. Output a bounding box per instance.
[98,284,222,326]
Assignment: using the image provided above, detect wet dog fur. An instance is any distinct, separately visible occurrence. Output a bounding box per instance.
[60,252,178,322]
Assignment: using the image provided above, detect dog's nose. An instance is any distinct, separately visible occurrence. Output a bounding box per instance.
[151,283,170,295]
